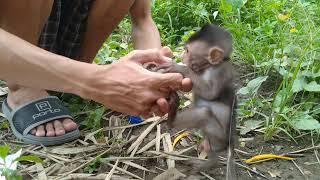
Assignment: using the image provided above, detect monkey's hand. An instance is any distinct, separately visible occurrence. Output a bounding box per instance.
[143,62,159,71]
[156,63,189,77]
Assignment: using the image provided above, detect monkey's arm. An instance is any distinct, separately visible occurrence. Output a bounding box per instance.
[194,64,233,100]
[156,63,213,94]
[155,62,189,76]
[156,62,232,100]
[171,107,211,129]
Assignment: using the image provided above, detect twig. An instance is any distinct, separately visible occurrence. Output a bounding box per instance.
[163,134,175,168]
[156,124,161,153]
[105,159,119,180]
[0,133,9,140]
[59,148,112,178]
[177,145,196,155]
[200,172,216,180]
[311,136,320,166]
[105,163,143,180]
[286,145,320,155]
[68,149,105,163]
[236,163,269,179]
[127,118,161,153]
[59,138,135,179]
[235,148,251,155]
[292,160,305,176]
[137,133,167,154]
[103,116,160,131]
[247,170,253,178]
[103,155,165,161]
[26,150,66,164]
[121,161,151,172]
[151,151,269,179]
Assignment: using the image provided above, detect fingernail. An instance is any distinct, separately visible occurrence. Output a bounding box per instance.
[163,57,172,62]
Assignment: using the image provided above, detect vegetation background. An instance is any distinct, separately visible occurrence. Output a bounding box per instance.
[96,0,320,141]
[1,0,320,179]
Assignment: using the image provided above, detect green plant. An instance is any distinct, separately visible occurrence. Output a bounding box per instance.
[0,145,42,179]
[92,0,320,140]
[225,0,320,139]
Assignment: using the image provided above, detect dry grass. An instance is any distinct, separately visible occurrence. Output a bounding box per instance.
[1,86,320,180]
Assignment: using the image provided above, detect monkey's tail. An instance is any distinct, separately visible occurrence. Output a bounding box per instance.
[226,95,238,180]
[167,92,180,128]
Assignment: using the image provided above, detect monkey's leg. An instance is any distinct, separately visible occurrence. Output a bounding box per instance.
[172,107,220,173]
[171,107,212,129]
[167,92,179,128]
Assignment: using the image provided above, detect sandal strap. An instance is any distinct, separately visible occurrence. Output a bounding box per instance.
[11,96,73,135]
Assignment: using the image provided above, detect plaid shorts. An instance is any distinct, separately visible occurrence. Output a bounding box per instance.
[38,0,93,59]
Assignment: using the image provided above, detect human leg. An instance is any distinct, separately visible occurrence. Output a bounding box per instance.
[0,0,77,139]
[78,0,135,62]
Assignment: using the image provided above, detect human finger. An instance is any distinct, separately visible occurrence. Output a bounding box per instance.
[152,73,183,91]
[157,98,169,114]
[181,78,193,92]
[160,46,173,58]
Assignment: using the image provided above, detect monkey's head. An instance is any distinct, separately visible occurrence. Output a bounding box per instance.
[183,24,233,73]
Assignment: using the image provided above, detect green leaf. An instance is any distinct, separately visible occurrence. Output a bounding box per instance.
[272,89,286,112]
[283,44,302,56]
[14,155,43,163]
[219,0,233,13]
[312,105,320,115]
[237,76,268,95]
[292,76,306,93]
[301,71,320,78]
[84,107,106,130]
[227,0,247,10]
[303,81,320,92]
[0,145,10,159]
[0,168,22,180]
[0,121,9,129]
[119,43,128,49]
[240,120,263,135]
[292,113,320,130]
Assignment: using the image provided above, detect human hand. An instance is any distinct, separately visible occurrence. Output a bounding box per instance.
[82,49,185,116]
[159,47,192,92]
[149,47,192,117]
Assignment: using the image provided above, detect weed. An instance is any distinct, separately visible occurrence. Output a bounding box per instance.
[92,0,320,139]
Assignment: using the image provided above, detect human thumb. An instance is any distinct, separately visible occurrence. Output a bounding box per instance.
[152,72,183,90]
[160,46,173,58]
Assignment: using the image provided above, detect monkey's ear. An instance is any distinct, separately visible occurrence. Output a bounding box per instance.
[208,47,224,64]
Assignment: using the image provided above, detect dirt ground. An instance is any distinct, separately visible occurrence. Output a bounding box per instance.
[1,84,320,180]
[117,123,320,180]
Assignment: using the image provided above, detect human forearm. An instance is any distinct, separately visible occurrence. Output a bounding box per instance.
[0,28,187,116]
[0,28,97,96]
[131,17,161,50]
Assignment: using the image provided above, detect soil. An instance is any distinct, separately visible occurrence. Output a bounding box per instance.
[123,122,320,180]
[1,83,320,180]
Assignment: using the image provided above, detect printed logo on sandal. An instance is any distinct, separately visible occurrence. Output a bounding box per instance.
[32,101,61,120]
[35,101,51,111]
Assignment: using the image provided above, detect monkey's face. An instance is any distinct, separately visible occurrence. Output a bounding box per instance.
[183,41,217,73]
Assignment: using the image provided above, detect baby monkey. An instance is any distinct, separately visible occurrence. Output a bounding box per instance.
[156,24,237,179]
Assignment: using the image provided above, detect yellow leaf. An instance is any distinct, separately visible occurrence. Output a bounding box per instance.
[278,13,289,21]
[172,131,189,148]
[245,154,293,164]
[290,27,296,33]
